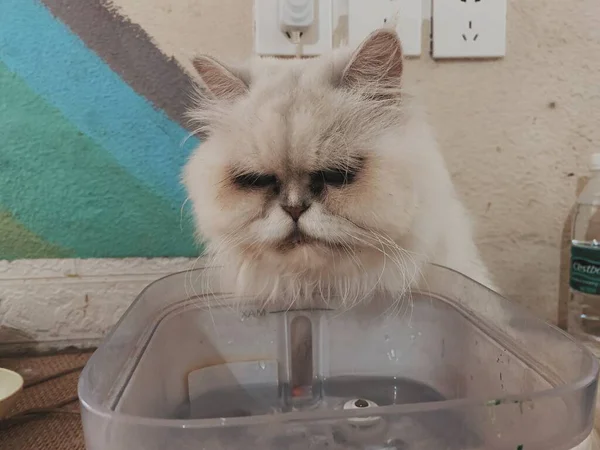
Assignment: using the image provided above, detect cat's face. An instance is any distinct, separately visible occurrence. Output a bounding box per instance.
[184,30,427,299]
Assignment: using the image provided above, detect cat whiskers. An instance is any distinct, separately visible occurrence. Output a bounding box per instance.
[180,197,190,232]
[358,229,417,323]
[339,226,420,323]
[336,230,392,312]
[184,223,253,324]
[371,230,429,320]
[183,252,218,329]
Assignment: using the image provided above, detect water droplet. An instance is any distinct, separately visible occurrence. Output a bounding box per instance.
[258,361,266,370]
[384,334,390,342]
[220,418,227,426]
[417,331,422,337]
[387,349,396,360]
[227,339,233,345]
[410,334,415,340]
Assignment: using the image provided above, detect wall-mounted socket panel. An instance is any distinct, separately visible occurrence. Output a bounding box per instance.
[254,0,333,56]
[254,0,506,60]
[432,0,507,59]
[347,0,423,56]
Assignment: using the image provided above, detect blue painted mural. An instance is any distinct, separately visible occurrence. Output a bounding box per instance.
[0,0,202,258]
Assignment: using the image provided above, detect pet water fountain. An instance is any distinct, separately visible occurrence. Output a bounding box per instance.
[79,264,598,449]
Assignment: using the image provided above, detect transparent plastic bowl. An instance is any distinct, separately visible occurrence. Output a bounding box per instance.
[79,264,598,450]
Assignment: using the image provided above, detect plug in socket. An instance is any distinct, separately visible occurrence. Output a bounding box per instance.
[255,0,333,56]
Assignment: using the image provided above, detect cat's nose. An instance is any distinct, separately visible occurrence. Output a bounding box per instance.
[281,203,309,221]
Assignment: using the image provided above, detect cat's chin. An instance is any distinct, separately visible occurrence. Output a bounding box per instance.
[274,229,335,253]
[244,239,340,272]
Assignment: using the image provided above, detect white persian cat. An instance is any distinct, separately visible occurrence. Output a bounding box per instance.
[183,29,492,308]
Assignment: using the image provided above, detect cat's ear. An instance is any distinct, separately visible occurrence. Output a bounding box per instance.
[192,55,248,102]
[341,29,403,90]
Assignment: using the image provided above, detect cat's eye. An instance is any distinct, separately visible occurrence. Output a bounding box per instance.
[233,173,279,189]
[313,168,357,188]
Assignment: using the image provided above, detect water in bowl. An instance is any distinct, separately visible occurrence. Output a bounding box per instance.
[173,376,477,450]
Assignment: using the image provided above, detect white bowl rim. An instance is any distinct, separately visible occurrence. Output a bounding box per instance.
[0,368,24,401]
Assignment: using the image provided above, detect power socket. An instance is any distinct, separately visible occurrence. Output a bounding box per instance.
[347,0,423,56]
[432,0,507,59]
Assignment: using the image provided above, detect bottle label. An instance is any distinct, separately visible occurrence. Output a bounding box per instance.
[570,244,600,295]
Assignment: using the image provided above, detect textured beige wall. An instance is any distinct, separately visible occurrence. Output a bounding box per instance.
[109,0,600,321]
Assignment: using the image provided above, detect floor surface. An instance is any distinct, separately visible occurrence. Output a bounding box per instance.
[0,352,91,450]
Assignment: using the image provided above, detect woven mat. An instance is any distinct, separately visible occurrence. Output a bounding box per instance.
[0,352,92,450]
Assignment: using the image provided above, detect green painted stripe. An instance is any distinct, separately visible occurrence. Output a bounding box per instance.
[0,62,199,258]
[0,210,73,259]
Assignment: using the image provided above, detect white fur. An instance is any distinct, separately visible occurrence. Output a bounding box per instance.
[183,32,492,310]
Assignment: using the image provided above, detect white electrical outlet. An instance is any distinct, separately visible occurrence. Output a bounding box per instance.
[432,0,507,59]
[254,0,333,56]
[347,0,423,56]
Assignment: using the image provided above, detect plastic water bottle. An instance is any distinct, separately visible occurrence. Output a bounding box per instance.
[569,153,600,345]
